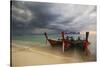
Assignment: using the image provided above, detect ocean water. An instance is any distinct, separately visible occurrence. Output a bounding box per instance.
[12,34,96,55]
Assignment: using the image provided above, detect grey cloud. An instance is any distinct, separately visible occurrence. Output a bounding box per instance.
[11,1,97,35]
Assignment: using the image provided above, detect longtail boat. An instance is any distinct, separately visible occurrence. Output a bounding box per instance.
[44,32,90,52]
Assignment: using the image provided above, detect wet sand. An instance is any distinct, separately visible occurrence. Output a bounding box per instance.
[11,41,96,66]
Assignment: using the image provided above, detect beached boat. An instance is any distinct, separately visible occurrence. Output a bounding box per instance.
[44,32,90,52]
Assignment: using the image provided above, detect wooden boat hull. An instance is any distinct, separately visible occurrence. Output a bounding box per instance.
[47,39,62,47]
[47,39,86,50]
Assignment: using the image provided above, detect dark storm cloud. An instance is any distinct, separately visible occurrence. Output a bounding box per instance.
[24,2,59,28]
[11,1,60,34]
[11,1,96,35]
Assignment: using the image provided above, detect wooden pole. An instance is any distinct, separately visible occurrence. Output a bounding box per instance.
[83,32,89,50]
[86,32,89,41]
[61,32,65,52]
[44,32,48,46]
[44,32,48,39]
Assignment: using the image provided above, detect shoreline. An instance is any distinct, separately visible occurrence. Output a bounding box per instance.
[11,41,96,66]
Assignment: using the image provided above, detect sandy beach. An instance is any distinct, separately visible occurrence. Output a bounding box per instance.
[11,40,96,66]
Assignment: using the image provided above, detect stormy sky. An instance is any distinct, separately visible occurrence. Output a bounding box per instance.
[11,1,96,35]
